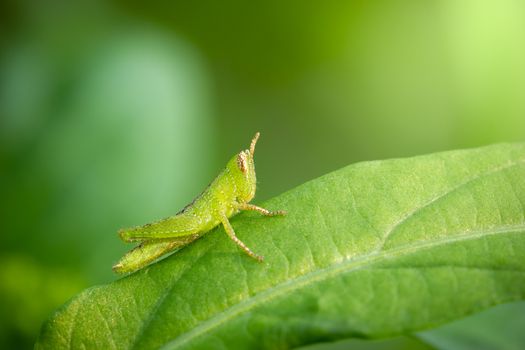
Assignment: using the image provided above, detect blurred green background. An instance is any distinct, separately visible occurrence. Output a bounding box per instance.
[1,0,525,349]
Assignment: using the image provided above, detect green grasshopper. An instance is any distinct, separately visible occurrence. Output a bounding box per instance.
[113,132,286,274]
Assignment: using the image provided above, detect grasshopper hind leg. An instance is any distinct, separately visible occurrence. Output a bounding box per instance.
[113,234,200,274]
[118,214,199,243]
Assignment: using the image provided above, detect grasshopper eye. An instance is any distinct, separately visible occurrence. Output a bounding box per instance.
[237,152,247,173]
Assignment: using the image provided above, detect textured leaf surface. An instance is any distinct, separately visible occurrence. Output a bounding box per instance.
[36,143,525,349]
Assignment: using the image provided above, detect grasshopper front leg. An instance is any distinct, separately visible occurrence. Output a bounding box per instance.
[238,203,287,216]
[220,213,264,262]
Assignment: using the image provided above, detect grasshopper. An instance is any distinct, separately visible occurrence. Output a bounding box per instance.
[113,132,286,274]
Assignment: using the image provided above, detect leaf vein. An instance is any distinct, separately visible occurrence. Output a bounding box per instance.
[376,158,525,251]
[160,224,525,349]
[129,244,215,350]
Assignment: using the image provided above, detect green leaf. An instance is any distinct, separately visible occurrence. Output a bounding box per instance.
[417,301,525,350]
[36,143,525,350]
[297,335,435,350]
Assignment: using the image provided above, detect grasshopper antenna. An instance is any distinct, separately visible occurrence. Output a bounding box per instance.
[250,132,260,155]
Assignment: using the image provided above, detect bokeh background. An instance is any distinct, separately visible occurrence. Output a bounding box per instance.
[1,1,525,349]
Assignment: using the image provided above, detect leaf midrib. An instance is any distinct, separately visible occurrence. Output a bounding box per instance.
[160,223,525,350]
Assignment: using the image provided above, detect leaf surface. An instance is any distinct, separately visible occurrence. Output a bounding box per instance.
[36,143,525,349]
[417,301,525,350]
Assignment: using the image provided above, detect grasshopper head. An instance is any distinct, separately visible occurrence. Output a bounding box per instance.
[229,132,259,202]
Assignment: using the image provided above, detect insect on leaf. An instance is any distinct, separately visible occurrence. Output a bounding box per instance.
[113,132,286,274]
